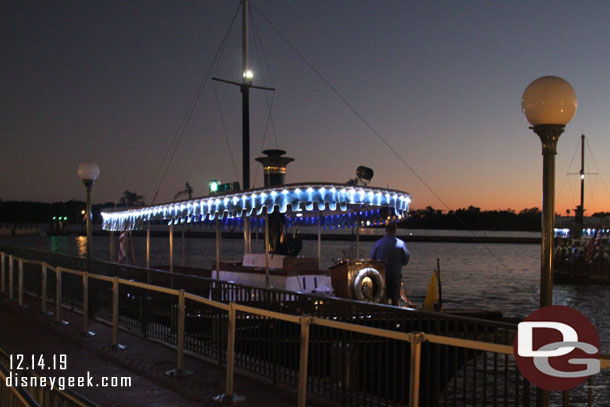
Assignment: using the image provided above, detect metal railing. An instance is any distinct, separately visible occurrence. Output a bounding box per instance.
[1,247,609,406]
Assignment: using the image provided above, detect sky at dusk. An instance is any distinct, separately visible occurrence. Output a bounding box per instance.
[3,1,610,214]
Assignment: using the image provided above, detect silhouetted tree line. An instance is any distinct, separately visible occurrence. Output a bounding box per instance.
[0,191,147,225]
[401,206,542,231]
[0,200,544,231]
[0,200,115,224]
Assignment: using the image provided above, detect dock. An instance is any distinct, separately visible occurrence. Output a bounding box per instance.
[0,295,327,407]
[1,247,607,406]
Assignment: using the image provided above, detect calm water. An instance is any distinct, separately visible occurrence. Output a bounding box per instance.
[1,234,606,322]
[1,233,609,403]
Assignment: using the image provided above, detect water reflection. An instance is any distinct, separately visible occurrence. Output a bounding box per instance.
[49,235,71,254]
[50,236,58,252]
[1,235,606,328]
[76,236,87,258]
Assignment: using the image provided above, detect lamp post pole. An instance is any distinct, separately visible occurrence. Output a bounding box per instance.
[522,76,576,407]
[85,182,93,273]
[533,124,564,307]
[78,162,100,273]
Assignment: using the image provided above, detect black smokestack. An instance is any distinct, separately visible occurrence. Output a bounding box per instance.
[255,149,294,187]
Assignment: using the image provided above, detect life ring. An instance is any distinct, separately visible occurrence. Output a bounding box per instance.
[351,267,385,303]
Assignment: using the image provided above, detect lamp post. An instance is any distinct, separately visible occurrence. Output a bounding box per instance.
[523,76,576,407]
[78,162,100,273]
[522,76,577,308]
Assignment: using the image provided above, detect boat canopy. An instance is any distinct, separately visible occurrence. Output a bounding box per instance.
[102,183,411,232]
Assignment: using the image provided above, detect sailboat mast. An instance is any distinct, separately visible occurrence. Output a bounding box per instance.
[580,134,585,222]
[241,0,251,190]
[575,134,585,224]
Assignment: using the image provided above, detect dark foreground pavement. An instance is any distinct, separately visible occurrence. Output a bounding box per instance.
[0,294,335,407]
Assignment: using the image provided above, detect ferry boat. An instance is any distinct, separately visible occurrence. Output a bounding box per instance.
[100,0,417,305]
[97,9,507,405]
[101,1,502,317]
[102,172,411,303]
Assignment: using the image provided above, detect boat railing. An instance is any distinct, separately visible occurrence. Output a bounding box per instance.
[1,247,609,406]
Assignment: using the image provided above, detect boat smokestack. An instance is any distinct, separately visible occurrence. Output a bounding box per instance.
[255,149,294,187]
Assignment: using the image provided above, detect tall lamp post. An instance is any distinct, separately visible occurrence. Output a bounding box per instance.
[77,161,100,272]
[522,76,577,309]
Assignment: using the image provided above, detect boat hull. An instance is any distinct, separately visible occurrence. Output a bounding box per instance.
[554,262,610,285]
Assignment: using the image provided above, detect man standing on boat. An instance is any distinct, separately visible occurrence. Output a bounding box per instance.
[369,222,410,306]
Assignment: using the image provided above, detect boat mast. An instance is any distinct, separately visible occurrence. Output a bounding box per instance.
[212,1,274,254]
[212,0,273,190]
[241,0,250,190]
[576,134,585,224]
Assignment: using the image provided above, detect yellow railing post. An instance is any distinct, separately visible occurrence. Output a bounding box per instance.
[146,223,150,269]
[177,289,185,371]
[165,289,194,377]
[56,267,61,320]
[8,255,14,300]
[212,302,244,403]
[113,276,119,345]
[106,276,127,350]
[226,302,236,397]
[297,316,312,407]
[81,272,95,337]
[1,252,5,295]
[562,390,569,405]
[54,267,68,326]
[18,258,24,307]
[40,263,52,316]
[169,224,174,274]
[409,332,425,407]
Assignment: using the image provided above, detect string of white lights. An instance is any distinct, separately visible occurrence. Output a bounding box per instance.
[102,184,411,232]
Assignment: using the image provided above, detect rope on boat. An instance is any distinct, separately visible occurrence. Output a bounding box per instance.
[584,137,610,211]
[145,2,242,205]
[250,6,279,149]
[557,133,581,209]
[250,5,280,188]
[212,81,240,182]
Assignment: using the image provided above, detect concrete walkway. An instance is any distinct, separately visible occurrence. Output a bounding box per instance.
[0,294,334,407]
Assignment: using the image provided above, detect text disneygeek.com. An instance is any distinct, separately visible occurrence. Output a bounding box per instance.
[5,371,132,391]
